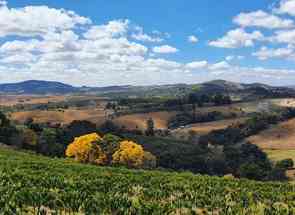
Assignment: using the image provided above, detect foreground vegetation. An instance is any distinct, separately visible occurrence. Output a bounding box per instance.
[0,147,294,214]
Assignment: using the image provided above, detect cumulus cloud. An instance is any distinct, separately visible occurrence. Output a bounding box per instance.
[233,10,294,29]
[0,1,6,7]
[0,1,295,86]
[209,28,264,48]
[84,20,128,40]
[209,61,231,70]
[152,45,179,54]
[188,35,199,43]
[131,26,164,42]
[226,55,244,61]
[253,46,295,60]
[275,0,295,16]
[185,61,208,69]
[0,3,91,37]
[273,29,295,44]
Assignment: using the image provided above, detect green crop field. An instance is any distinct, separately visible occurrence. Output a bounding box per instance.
[0,147,294,214]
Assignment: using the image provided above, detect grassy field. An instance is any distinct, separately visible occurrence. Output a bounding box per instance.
[0,147,294,214]
[0,95,67,106]
[264,149,295,181]
[247,118,295,150]
[0,95,107,107]
[10,108,107,125]
[264,149,295,163]
[114,111,178,130]
[178,117,248,134]
[6,97,293,132]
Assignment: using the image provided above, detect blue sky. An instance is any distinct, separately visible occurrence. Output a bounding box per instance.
[1,0,295,86]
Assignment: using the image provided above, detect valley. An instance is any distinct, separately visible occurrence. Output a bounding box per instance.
[1,79,295,213]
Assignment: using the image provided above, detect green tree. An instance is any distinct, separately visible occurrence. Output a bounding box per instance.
[145,118,155,136]
[276,159,294,170]
[0,112,10,127]
[37,128,64,157]
[100,134,121,164]
[21,128,38,149]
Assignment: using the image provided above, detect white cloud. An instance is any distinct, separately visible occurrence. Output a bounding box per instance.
[0,1,6,7]
[253,46,295,60]
[0,4,90,37]
[131,27,164,42]
[185,61,208,69]
[233,10,294,29]
[152,45,179,54]
[0,2,295,86]
[84,20,128,40]
[209,28,264,48]
[273,29,295,44]
[209,61,231,70]
[226,55,244,61]
[0,52,36,64]
[132,33,163,42]
[188,35,199,43]
[275,0,295,16]
[226,56,234,61]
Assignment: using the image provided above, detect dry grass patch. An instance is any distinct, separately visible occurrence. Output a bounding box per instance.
[114,111,178,130]
[11,108,107,125]
[248,118,295,150]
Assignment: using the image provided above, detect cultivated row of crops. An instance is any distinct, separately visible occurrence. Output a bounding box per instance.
[0,148,294,214]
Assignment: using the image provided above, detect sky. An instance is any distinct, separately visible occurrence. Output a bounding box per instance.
[1,0,295,86]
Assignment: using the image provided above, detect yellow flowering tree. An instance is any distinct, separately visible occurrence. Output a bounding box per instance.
[112,140,155,168]
[66,133,107,165]
[66,133,156,169]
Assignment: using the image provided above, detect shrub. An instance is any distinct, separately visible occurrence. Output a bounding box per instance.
[276,159,294,170]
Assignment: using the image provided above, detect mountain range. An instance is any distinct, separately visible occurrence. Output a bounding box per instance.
[0,80,294,98]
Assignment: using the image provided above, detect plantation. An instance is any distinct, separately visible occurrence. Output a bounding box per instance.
[0,147,294,214]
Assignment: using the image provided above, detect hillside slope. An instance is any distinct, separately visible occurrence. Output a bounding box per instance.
[1,79,295,98]
[0,80,78,94]
[0,147,294,214]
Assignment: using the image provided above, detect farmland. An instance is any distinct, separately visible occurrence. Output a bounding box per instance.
[10,108,107,125]
[248,118,295,150]
[114,111,178,130]
[0,147,294,214]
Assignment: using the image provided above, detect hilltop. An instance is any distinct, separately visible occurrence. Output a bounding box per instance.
[1,79,295,99]
[0,80,78,94]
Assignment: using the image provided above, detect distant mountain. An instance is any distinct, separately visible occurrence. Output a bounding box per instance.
[0,79,294,98]
[193,80,295,100]
[0,80,78,94]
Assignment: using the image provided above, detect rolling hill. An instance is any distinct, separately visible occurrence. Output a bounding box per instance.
[0,80,78,94]
[1,79,295,99]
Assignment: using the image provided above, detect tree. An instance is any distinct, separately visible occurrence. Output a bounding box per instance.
[99,120,119,134]
[143,151,157,169]
[37,128,64,157]
[238,162,267,180]
[112,140,146,168]
[21,128,38,149]
[100,134,121,164]
[276,159,294,170]
[145,118,155,136]
[0,111,10,127]
[66,133,107,165]
[65,120,97,143]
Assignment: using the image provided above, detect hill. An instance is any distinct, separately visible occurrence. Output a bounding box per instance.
[248,118,295,150]
[1,79,295,99]
[0,80,78,94]
[0,147,294,214]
